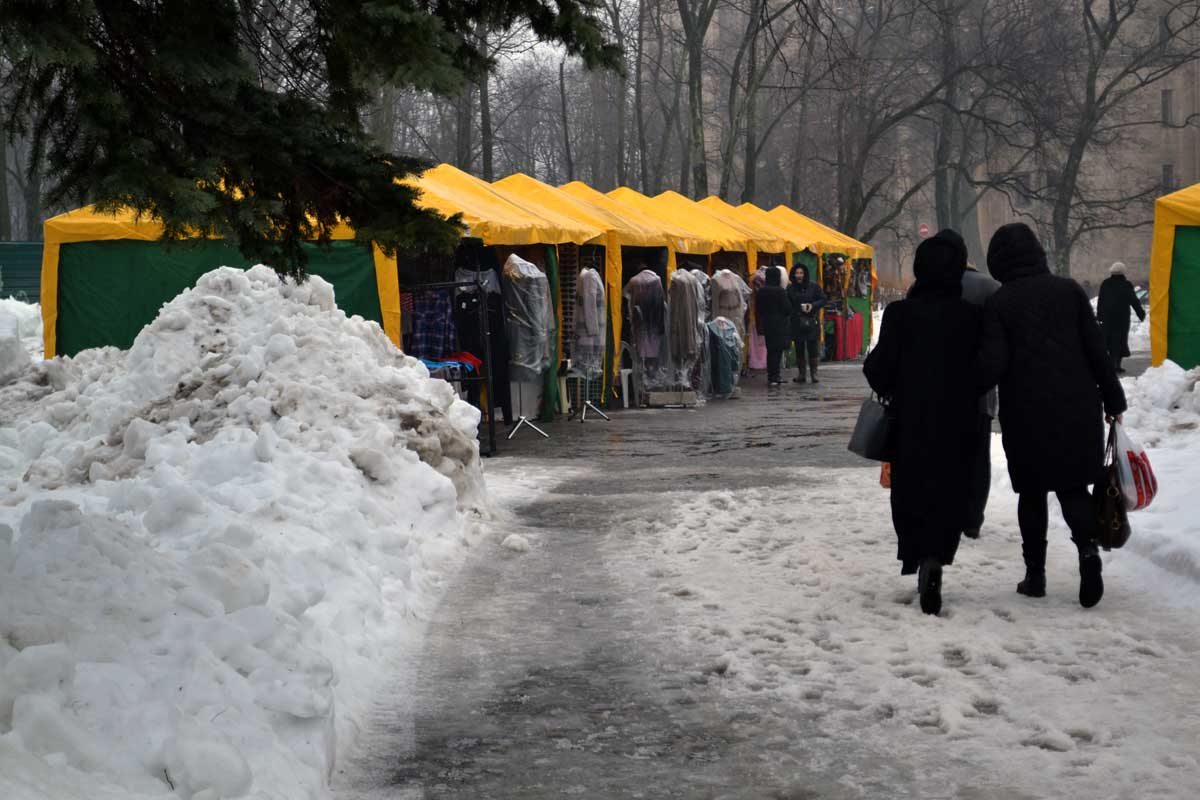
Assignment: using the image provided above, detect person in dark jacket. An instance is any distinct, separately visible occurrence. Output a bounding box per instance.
[1096,262,1146,373]
[864,231,983,616]
[787,263,826,383]
[756,266,792,386]
[978,223,1126,608]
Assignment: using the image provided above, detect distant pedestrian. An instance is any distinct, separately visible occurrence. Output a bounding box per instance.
[978,223,1126,608]
[755,266,792,386]
[787,264,826,384]
[1096,262,1146,373]
[864,231,983,616]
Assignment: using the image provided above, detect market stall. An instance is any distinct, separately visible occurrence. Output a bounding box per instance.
[1150,181,1200,370]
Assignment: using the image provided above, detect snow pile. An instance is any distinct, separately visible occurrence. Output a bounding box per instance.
[0,266,484,799]
[1120,360,1200,581]
[0,297,43,363]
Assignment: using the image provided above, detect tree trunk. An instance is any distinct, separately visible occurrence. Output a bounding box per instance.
[455,88,475,173]
[685,41,707,197]
[0,123,11,241]
[788,101,807,209]
[634,0,649,192]
[22,153,42,241]
[740,26,759,205]
[479,73,493,181]
[369,87,398,151]
[560,59,575,182]
[932,0,958,230]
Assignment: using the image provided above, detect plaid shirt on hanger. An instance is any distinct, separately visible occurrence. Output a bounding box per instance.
[409,290,457,360]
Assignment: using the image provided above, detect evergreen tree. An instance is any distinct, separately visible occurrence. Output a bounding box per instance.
[0,0,619,273]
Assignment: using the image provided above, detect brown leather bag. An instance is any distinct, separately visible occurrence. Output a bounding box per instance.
[1094,425,1132,550]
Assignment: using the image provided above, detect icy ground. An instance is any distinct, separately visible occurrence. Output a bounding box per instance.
[339,362,1200,799]
[0,267,484,800]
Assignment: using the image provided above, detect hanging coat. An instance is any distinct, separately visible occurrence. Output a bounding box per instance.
[623,270,667,359]
[1096,274,1146,359]
[978,223,1126,494]
[864,233,982,572]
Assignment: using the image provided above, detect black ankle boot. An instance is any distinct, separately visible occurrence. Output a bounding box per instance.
[1017,570,1046,598]
[1078,543,1104,608]
[809,358,820,384]
[918,558,943,615]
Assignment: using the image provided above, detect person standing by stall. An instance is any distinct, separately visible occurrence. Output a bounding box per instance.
[1097,262,1146,373]
[756,266,792,386]
[787,263,826,384]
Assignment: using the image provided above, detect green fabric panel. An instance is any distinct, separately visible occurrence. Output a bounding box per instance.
[540,245,562,422]
[794,250,819,272]
[847,296,872,352]
[56,239,380,357]
[0,242,43,302]
[1167,226,1200,369]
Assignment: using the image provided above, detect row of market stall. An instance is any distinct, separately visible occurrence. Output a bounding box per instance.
[38,164,876,445]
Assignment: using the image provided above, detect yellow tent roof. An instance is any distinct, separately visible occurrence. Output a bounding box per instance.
[1149,182,1200,366]
[607,186,744,254]
[652,191,787,253]
[767,205,874,259]
[407,164,602,246]
[734,202,825,254]
[557,181,713,254]
[495,173,673,249]
[695,196,803,254]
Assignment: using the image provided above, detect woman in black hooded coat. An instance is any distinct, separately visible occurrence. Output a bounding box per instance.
[756,266,792,385]
[863,231,983,615]
[978,223,1126,608]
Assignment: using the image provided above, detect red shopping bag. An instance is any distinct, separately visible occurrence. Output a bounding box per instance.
[1112,422,1158,511]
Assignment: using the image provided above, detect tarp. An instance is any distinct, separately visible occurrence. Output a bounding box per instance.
[559,181,715,257]
[41,206,400,358]
[767,205,875,260]
[1150,182,1200,368]
[607,187,747,257]
[409,164,602,247]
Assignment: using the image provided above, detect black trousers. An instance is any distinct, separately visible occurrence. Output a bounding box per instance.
[793,334,819,363]
[966,414,993,531]
[1017,487,1095,572]
[766,345,785,383]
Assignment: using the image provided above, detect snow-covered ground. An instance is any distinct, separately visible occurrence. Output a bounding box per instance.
[593,362,1200,797]
[0,267,484,799]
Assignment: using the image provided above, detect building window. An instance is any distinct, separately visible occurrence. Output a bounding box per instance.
[1162,89,1174,127]
[1162,163,1176,192]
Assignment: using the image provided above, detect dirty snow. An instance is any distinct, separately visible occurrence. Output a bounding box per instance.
[0,297,43,361]
[0,266,484,799]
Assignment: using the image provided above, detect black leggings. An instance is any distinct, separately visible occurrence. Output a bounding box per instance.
[1017,488,1094,572]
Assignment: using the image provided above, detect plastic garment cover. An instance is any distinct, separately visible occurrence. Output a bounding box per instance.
[712,269,751,344]
[502,253,555,381]
[690,268,713,322]
[573,267,606,376]
[623,269,670,392]
[748,267,769,370]
[455,267,502,295]
[708,317,744,398]
[667,269,708,394]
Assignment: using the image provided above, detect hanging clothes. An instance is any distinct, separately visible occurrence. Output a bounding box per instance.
[455,267,502,296]
[689,268,713,322]
[453,282,513,426]
[708,318,743,398]
[748,268,769,370]
[574,267,606,377]
[502,253,555,383]
[623,269,667,360]
[409,289,456,361]
[712,269,751,344]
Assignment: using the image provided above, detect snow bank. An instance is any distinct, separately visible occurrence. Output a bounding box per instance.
[1128,314,1150,353]
[0,297,43,363]
[0,266,484,799]
[1121,360,1200,581]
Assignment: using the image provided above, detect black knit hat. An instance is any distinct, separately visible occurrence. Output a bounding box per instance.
[986,222,1048,283]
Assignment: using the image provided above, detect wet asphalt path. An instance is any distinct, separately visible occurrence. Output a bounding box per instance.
[333,364,883,800]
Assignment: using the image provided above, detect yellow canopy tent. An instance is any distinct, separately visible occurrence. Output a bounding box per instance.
[767,205,874,260]
[558,181,716,261]
[494,172,681,394]
[607,187,748,265]
[1149,182,1200,369]
[696,196,809,271]
[40,207,401,359]
[408,164,601,246]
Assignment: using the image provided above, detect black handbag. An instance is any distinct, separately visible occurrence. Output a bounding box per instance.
[848,393,894,461]
[1094,424,1132,550]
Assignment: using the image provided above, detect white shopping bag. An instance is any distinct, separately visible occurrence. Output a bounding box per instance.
[1112,422,1158,511]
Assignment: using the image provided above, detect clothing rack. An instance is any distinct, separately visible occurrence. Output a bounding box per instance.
[405,276,499,456]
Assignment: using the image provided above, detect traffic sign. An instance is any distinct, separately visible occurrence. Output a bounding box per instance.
[918,223,930,238]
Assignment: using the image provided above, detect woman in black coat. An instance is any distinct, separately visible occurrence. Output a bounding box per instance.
[863,231,983,615]
[978,223,1126,608]
[787,263,826,383]
[1096,262,1146,373]
[756,266,792,386]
